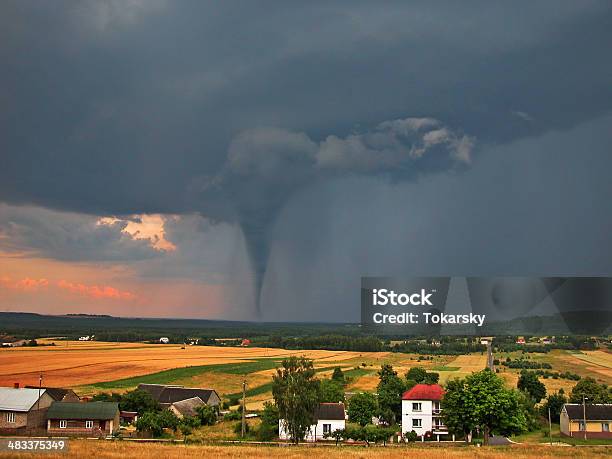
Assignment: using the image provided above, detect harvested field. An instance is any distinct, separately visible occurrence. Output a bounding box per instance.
[0,440,608,459]
[0,340,388,389]
[436,353,488,383]
[568,351,612,380]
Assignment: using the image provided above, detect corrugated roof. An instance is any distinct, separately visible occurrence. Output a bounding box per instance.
[0,387,46,412]
[138,384,182,401]
[158,388,216,404]
[314,403,345,420]
[171,397,205,417]
[402,384,445,401]
[46,402,119,420]
[564,404,612,421]
[25,386,75,401]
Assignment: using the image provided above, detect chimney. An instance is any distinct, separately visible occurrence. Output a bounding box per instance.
[14,382,20,389]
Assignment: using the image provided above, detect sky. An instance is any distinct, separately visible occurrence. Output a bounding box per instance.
[1,1,611,321]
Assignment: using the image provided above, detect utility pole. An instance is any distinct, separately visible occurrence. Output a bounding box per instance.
[37,373,42,411]
[548,407,552,445]
[583,396,588,441]
[241,379,247,438]
[34,372,42,437]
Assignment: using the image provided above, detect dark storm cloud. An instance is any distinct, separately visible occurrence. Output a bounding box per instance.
[1,1,611,214]
[0,204,159,261]
[263,114,612,321]
[1,1,612,316]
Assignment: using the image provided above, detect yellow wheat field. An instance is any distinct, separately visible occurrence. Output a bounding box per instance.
[0,340,385,388]
[0,440,608,459]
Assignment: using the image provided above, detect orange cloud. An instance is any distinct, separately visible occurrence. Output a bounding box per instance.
[57,280,137,301]
[97,214,177,251]
[0,276,49,291]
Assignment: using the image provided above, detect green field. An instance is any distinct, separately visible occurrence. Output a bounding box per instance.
[92,358,283,389]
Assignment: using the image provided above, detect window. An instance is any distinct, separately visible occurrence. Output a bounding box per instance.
[412,402,422,412]
[59,420,67,429]
[323,424,331,434]
[6,412,16,423]
[578,421,586,431]
[86,420,94,429]
[433,402,441,413]
[412,418,422,428]
[603,423,610,432]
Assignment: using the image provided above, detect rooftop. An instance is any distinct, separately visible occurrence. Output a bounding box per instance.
[402,384,445,401]
[314,402,345,421]
[47,402,119,420]
[171,397,205,417]
[564,404,612,421]
[25,386,75,401]
[138,384,217,405]
[0,387,47,412]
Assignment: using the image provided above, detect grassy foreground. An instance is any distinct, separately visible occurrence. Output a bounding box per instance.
[0,441,610,459]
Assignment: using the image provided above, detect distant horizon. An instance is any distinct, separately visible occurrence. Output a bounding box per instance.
[2,2,612,323]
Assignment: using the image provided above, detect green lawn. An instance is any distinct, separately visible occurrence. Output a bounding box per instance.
[556,435,612,446]
[431,366,461,371]
[511,424,612,446]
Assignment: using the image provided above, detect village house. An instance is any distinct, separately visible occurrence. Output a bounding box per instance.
[401,384,451,441]
[46,402,120,437]
[0,386,54,435]
[560,404,612,439]
[279,402,346,442]
[25,386,79,402]
[167,397,205,419]
[138,384,221,409]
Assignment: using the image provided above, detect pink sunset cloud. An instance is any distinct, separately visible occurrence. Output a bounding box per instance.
[0,277,49,291]
[57,280,137,301]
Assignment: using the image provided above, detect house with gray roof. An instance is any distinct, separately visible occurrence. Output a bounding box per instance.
[46,402,120,437]
[168,396,205,419]
[138,384,220,409]
[25,386,79,402]
[0,386,54,435]
[560,403,612,439]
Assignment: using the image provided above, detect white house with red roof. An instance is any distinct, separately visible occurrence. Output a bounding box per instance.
[401,384,450,441]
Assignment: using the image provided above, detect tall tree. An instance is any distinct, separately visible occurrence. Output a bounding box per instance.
[440,378,476,442]
[442,369,527,445]
[423,372,440,384]
[347,392,378,427]
[377,364,405,424]
[569,377,611,404]
[331,367,345,384]
[119,389,160,414]
[272,356,320,444]
[320,379,345,403]
[517,371,546,403]
[405,367,427,383]
[540,392,567,424]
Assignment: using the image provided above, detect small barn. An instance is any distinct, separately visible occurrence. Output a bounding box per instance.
[46,402,120,437]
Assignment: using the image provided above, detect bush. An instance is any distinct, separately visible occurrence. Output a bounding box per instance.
[405,430,419,442]
[195,405,217,426]
[234,421,250,435]
[135,410,179,437]
[257,422,277,441]
[224,410,241,421]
